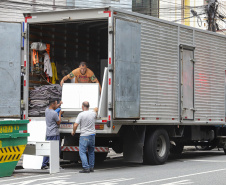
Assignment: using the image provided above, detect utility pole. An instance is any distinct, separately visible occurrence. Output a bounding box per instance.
[206,0,218,32]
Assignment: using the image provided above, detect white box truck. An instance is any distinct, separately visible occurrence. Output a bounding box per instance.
[1,7,226,165]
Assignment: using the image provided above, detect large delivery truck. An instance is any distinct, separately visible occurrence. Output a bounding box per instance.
[1,7,226,165]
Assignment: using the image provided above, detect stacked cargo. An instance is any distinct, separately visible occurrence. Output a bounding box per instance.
[28,85,62,117]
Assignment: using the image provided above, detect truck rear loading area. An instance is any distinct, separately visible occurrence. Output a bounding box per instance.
[1,7,226,165]
[28,19,108,87]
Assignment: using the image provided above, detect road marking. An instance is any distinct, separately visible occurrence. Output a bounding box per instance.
[76,178,134,185]
[131,168,226,185]
[38,180,75,185]
[188,159,226,163]
[161,179,194,185]
[5,175,71,185]
[0,165,131,183]
[6,177,134,185]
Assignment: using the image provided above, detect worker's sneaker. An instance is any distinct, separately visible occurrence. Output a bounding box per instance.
[90,168,94,172]
[41,165,49,170]
[79,169,90,173]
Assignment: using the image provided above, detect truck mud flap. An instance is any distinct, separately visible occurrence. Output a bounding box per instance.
[123,125,146,163]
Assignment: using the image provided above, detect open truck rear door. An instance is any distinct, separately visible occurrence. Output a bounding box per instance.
[0,22,21,118]
[113,19,141,119]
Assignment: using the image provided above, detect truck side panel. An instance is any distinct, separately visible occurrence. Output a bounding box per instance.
[114,12,180,122]
[195,31,226,122]
[114,11,226,125]
[0,22,21,118]
[114,19,141,119]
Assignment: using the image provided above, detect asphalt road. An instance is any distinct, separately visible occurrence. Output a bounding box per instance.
[1,148,226,185]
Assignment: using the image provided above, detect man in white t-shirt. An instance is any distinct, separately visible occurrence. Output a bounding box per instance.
[71,101,98,173]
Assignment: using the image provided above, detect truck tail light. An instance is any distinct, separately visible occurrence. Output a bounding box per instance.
[95,124,104,130]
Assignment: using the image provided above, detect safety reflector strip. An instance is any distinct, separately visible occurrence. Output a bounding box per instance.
[19,130,27,133]
[24,80,26,86]
[109,78,111,85]
[60,124,73,129]
[0,145,26,163]
[24,61,26,67]
[61,146,109,153]
[109,57,111,64]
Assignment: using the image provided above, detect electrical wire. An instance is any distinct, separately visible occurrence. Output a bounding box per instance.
[0,0,224,30]
[0,0,205,12]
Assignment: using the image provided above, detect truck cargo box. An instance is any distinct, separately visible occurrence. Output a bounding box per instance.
[20,7,226,128]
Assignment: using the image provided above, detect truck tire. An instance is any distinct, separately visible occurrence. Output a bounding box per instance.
[144,128,170,165]
[170,143,184,155]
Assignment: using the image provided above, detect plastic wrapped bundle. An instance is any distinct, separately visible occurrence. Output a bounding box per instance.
[31,42,47,51]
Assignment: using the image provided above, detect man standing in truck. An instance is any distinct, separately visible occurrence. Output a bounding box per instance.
[60,61,102,92]
[71,101,98,173]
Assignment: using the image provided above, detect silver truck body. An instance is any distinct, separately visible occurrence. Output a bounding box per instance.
[22,8,226,129]
[1,7,226,164]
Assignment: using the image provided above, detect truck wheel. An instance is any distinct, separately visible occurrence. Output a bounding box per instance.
[170,143,184,155]
[144,129,170,165]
